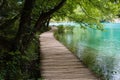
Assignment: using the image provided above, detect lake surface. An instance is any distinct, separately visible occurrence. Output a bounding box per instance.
[55,23,120,80]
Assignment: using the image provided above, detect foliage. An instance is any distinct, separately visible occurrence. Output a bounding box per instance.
[0,37,40,79]
[52,0,120,29]
[56,25,74,34]
[0,0,120,79]
[54,25,118,80]
[0,0,66,79]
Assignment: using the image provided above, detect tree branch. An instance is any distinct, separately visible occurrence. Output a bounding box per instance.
[34,0,66,29]
[22,0,66,51]
[0,14,19,30]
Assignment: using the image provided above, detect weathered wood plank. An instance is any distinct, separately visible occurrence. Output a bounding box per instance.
[40,30,99,80]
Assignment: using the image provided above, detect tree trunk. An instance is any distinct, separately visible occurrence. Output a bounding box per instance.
[13,0,36,76]
[20,0,67,51]
[15,0,35,53]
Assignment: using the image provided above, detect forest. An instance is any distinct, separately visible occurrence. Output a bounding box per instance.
[0,0,120,79]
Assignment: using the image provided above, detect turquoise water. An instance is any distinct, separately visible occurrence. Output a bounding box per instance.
[55,23,120,80]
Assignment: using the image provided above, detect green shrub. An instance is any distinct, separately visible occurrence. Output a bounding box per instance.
[0,37,40,80]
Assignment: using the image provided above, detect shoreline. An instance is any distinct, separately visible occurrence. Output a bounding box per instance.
[113,18,120,23]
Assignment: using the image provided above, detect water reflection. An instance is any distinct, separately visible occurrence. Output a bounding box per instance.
[55,23,120,80]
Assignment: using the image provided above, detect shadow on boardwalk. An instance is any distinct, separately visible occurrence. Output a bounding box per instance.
[39,30,99,80]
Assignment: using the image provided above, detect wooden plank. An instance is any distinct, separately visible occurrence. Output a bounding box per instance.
[40,30,98,80]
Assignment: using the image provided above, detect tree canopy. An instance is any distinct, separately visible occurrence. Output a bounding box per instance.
[0,0,120,79]
[52,0,119,29]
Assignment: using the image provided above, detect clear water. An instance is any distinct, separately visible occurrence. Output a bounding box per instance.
[55,23,120,80]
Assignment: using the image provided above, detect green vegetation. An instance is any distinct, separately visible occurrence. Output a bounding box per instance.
[56,25,74,33]
[54,25,119,80]
[0,0,120,79]
[0,0,66,79]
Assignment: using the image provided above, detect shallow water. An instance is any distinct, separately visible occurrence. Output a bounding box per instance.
[55,23,120,80]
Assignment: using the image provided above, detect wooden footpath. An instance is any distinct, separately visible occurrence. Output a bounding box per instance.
[39,30,98,80]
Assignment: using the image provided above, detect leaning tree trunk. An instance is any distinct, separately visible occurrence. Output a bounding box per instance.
[34,0,66,30]
[1,0,66,79]
[25,0,67,45]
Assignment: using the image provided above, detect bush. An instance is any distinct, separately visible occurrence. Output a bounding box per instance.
[0,37,40,80]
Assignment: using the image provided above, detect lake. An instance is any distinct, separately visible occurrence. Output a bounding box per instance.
[54,23,120,80]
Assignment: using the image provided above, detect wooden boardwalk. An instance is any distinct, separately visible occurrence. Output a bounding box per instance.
[40,30,98,80]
